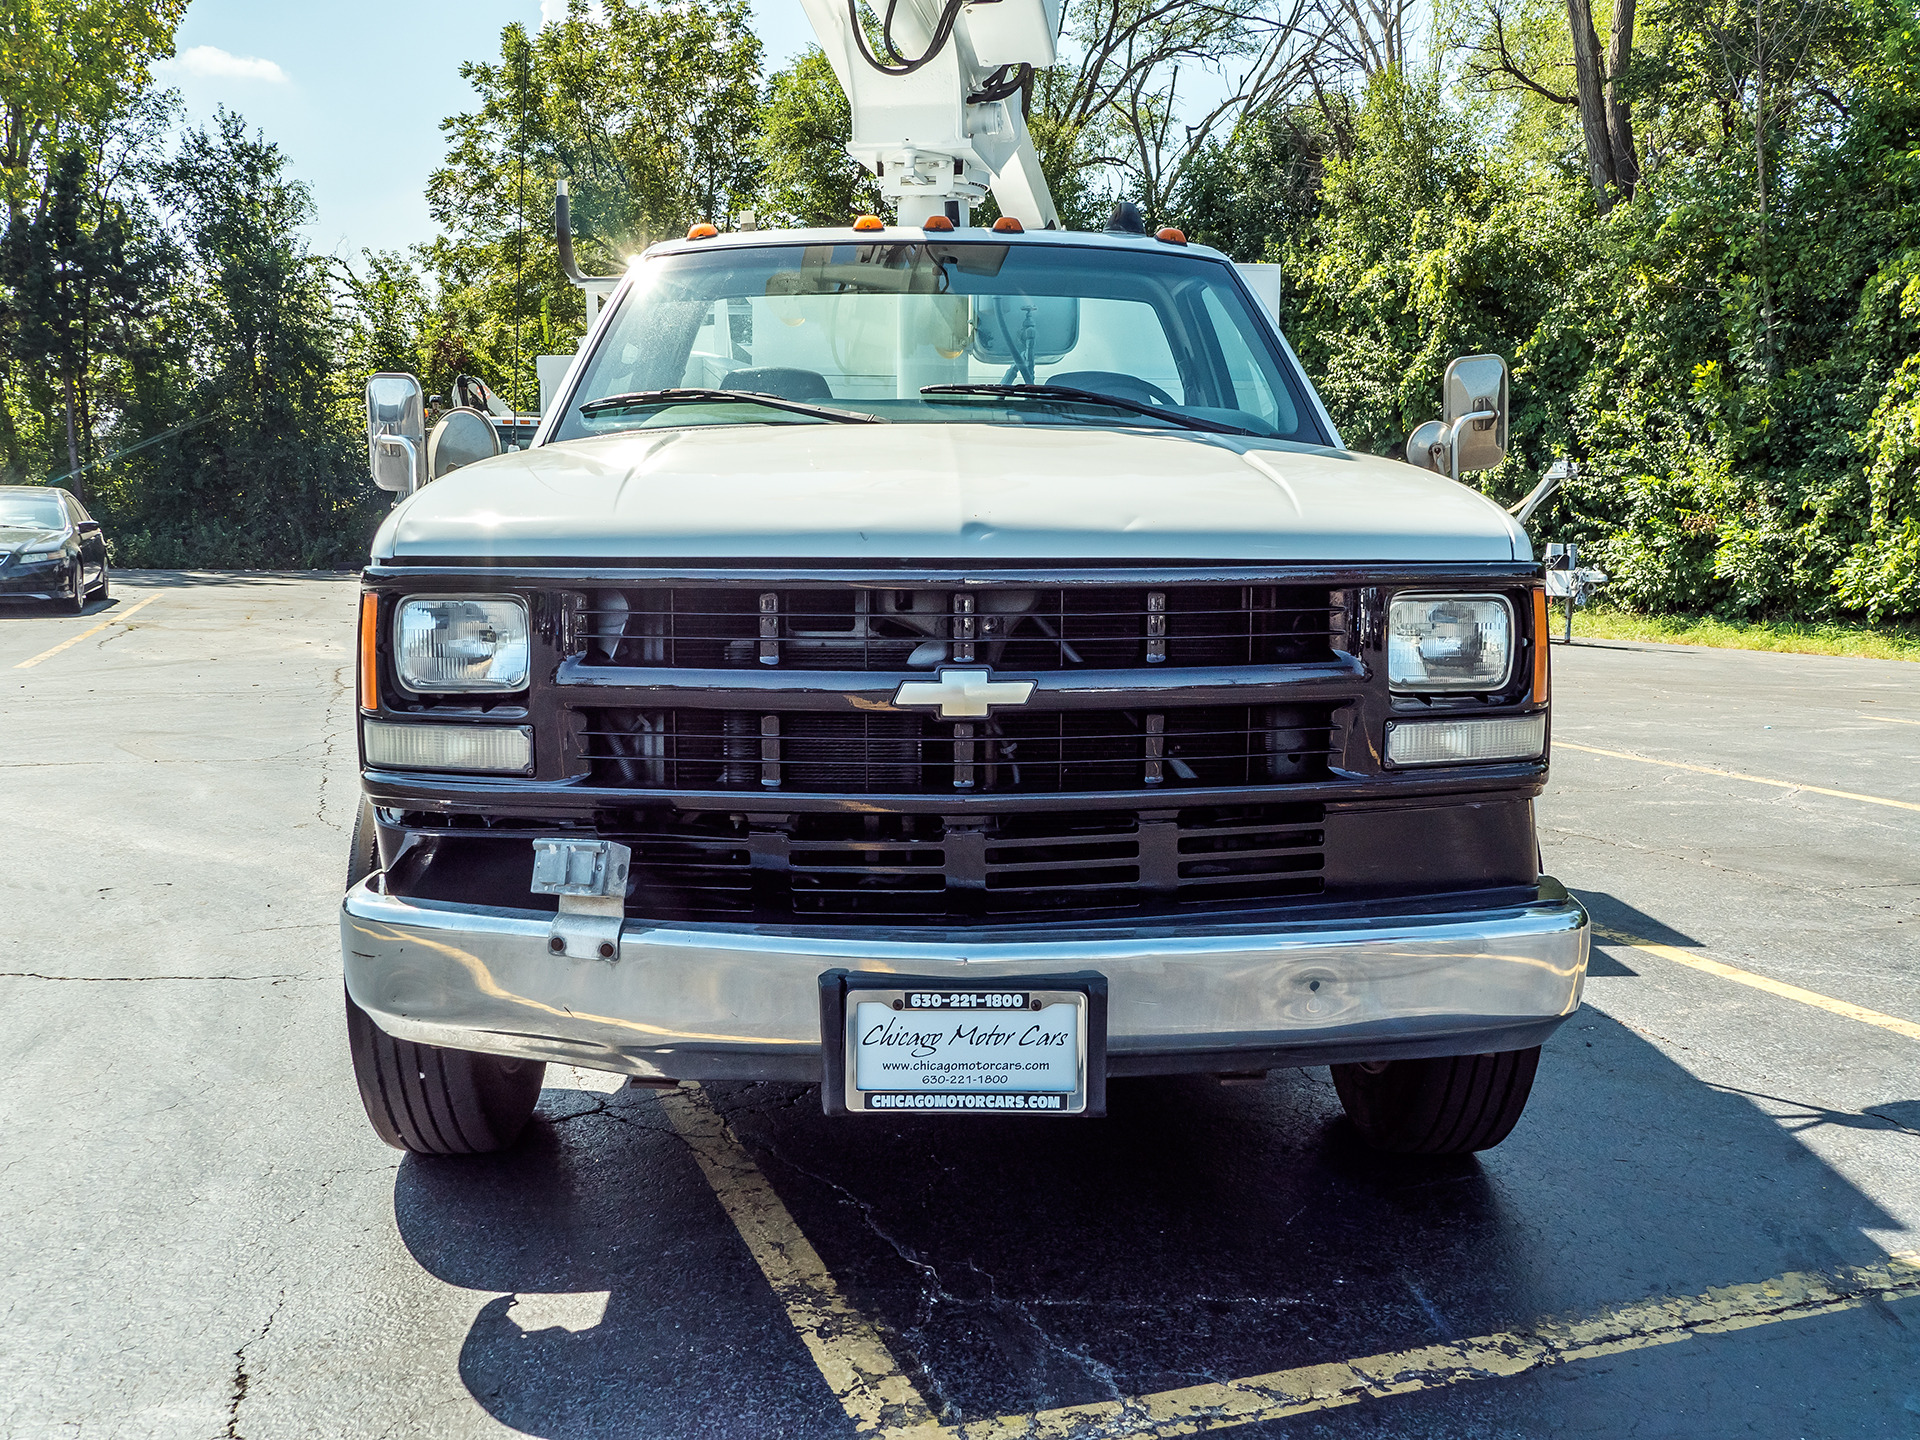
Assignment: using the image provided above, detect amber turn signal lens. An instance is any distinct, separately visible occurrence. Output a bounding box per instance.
[992,216,1024,233]
[1155,226,1187,245]
[853,214,885,232]
[1531,586,1551,703]
[359,592,379,713]
[923,215,955,232]
[686,222,719,240]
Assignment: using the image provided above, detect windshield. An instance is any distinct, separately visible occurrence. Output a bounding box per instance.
[0,493,65,529]
[551,241,1328,444]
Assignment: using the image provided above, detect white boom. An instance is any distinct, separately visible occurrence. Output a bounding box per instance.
[797,0,1062,229]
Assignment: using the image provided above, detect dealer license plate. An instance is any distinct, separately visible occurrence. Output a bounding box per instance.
[819,972,1107,1116]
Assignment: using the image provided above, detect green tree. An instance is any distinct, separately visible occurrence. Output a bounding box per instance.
[0,0,186,216]
[99,111,377,567]
[0,146,149,492]
[425,0,764,408]
[756,48,882,226]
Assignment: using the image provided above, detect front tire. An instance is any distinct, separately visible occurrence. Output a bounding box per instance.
[93,560,110,602]
[1332,1047,1540,1154]
[63,559,85,613]
[342,798,545,1154]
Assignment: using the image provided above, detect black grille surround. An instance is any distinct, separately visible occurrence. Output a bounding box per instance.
[361,562,1551,928]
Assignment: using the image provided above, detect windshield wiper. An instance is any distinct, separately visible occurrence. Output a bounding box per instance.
[579,388,885,425]
[919,383,1258,437]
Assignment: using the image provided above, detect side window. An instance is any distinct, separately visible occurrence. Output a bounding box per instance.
[1199,289,1293,432]
[62,494,88,524]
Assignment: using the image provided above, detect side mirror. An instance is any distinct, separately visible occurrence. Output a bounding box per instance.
[1405,353,1511,478]
[427,407,502,482]
[366,373,425,494]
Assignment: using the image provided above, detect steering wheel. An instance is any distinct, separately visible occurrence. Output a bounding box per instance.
[1046,370,1180,408]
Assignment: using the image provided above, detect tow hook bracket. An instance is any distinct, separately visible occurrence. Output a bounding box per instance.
[531,838,631,962]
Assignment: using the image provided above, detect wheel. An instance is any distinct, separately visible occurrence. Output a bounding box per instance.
[1331,1047,1540,1154]
[342,799,545,1154]
[93,560,109,602]
[62,558,85,613]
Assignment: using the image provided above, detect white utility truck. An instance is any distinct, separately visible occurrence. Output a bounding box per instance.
[345,0,1587,1156]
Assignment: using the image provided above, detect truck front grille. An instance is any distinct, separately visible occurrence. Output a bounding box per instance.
[580,583,1339,671]
[583,704,1336,794]
[603,803,1326,924]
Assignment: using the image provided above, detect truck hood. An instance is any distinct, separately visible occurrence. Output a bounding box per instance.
[374,424,1527,564]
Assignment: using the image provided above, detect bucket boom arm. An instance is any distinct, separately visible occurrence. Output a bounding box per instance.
[797,0,1062,229]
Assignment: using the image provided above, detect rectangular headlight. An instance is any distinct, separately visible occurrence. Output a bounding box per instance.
[1386,714,1546,767]
[1388,594,1513,692]
[393,595,530,693]
[362,720,533,773]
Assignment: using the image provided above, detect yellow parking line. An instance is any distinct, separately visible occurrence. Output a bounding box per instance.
[664,1084,1920,1440]
[12,592,162,670]
[1860,714,1920,726]
[1558,740,1920,813]
[1594,927,1920,1043]
[892,1253,1920,1440]
[657,1086,937,1434]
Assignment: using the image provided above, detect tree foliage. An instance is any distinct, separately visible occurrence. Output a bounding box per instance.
[3,0,1918,621]
[423,0,764,409]
[1176,0,1920,620]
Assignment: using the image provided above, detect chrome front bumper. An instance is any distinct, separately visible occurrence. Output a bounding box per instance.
[342,879,1589,1081]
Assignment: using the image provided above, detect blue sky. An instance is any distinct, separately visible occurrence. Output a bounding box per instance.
[160,0,815,261]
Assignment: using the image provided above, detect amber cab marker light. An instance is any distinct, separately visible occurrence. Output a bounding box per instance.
[923,215,955,232]
[992,215,1024,233]
[1155,226,1188,245]
[686,222,719,240]
[1532,586,1551,703]
[359,592,380,713]
[853,214,885,232]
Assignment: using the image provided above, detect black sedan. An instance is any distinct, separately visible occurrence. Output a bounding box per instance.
[0,486,109,612]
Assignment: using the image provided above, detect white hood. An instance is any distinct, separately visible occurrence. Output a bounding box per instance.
[373,424,1528,563]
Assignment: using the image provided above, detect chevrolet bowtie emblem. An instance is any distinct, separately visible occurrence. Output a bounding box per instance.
[892,668,1036,719]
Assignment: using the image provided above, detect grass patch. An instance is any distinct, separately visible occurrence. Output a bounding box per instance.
[1568,607,1920,662]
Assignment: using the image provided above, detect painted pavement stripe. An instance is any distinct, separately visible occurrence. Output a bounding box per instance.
[658,1085,938,1435]
[892,1252,1920,1439]
[1593,927,1920,1043]
[664,1083,1920,1440]
[1558,740,1920,813]
[12,592,162,670]
[1859,714,1920,726]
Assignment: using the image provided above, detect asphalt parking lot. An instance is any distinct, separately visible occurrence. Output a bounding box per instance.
[3,572,1917,1439]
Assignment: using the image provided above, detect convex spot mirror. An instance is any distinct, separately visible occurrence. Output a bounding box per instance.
[366,373,425,493]
[428,407,501,482]
[1405,353,1510,478]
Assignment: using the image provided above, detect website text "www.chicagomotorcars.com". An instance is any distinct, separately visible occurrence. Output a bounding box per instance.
[867,1093,1068,1110]
[878,1059,1061,1086]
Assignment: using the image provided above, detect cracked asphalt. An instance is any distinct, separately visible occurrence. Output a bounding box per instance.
[3,574,1918,1439]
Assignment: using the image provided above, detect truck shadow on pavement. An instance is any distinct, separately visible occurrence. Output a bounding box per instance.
[391,1004,1916,1440]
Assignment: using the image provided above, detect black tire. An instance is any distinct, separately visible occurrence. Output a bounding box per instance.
[63,558,85,613]
[93,561,109,602]
[342,798,545,1154]
[1331,1047,1541,1155]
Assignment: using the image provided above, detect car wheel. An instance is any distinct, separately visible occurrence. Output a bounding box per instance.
[93,561,110,602]
[63,559,85,613]
[1331,1047,1541,1154]
[342,798,545,1155]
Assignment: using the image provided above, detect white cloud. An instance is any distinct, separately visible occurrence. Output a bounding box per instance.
[161,45,289,84]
